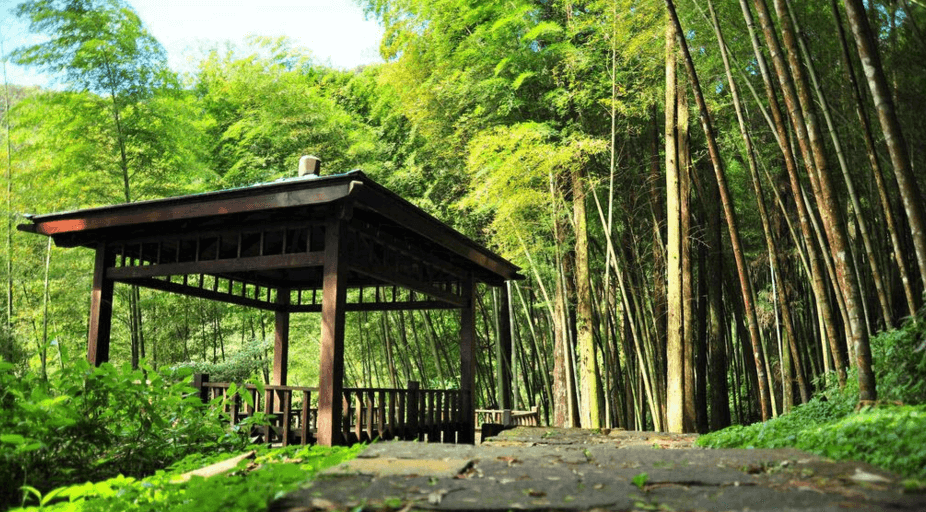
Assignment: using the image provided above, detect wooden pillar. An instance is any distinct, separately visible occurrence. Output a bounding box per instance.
[496,284,513,410]
[87,243,115,366]
[317,208,350,446]
[272,288,290,386]
[459,273,476,444]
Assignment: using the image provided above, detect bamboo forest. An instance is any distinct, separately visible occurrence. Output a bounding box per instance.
[2,0,926,509]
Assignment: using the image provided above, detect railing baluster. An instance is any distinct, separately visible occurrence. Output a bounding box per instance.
[428,391,436,442]
[418,390,427,442]
[231,391,240,425]
[442,391,451,443]
[354,391,363,443]
[281,389,292,446]
[300,390,311,446]
[397,388,406,440]
[264,388,274,445]
[342,391,351,443]
[378,390,386,440]
[366,390,375,441]
[435,392,443,443]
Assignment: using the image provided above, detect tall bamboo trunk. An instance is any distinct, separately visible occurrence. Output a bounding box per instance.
[707,0,809,405]
[785,0,893,330]
[768,0,876,400]
[666,0,772,421]
[552,194,578,427]
[678,77,697,432]
[842,0,926,293]
[3,49,13,353]
[572,165,602,428]
[703,156,730,430]
[832,0,919,316]
[665,19,687,432]
[740,0,847,385]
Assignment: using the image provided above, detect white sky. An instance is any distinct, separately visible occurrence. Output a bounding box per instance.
[0,0,385,87]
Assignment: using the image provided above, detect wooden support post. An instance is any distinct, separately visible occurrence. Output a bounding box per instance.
[497,284,513,410]
[317,208,350,446]
[273,288,290,386]
[192,373,210,403]
[459,274,476,444]
[87,243,115,366]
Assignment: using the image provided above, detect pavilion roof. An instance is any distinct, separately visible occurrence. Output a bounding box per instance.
[19,171,522,304]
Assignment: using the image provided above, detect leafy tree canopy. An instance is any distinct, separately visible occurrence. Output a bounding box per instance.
[12,0,174,98]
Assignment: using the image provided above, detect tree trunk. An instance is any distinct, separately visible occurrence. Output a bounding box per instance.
[3,49,12,354]
[833,0,919,317]
[552,178,578,427]
[843,0,926,294]
[740,0,847,386]
[664,19,686,432]
[667,0,772,421]
[573,165,602,428]
[707,0,809,405]
[767,0,875,400]
[648,103,668,397]
[786,0,893,330]
[702,153,730,430]
[678,76,697,432]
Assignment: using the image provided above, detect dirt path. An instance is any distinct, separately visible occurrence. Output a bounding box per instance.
[271,427,925,511]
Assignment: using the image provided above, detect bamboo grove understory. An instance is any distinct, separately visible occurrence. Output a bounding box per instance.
[2,0,925,433]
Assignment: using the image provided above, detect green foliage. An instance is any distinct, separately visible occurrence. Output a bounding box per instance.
[869,313,926,405]
[632,471,649,490]
[193,36,382,188]
[461,122,606,264]
[697,400,926,480]
[12,0,215,207]
[699,307,926,480]
[10,443,364,512]
[12,0,172,97]
[169,339,271,384]
[0,360,257,509]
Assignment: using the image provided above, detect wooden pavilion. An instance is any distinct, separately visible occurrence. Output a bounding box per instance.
[19,169,522,445]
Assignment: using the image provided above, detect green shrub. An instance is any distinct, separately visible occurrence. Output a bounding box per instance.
[167,339,271,384]
[870,313,926,405]
[698,308,926,479]
[0,360,259,510]
[799,405,926,478]
[12,443,365,512]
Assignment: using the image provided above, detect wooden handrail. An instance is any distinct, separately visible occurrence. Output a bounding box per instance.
[192,375,471,446]
[475,405,541,427]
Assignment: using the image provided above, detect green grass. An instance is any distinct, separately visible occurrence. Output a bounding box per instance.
[697,397,926,480]
[11,443,365,512]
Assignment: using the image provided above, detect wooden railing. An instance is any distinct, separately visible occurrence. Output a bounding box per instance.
[475,405,541,427]
[193,375,469,446]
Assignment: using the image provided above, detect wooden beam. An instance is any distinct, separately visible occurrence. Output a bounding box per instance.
[317,208,350,446]
[122,277,280,312]
[459,273,476,444]
[497,283,513,410]
[106,251,325,280]
[349,264,465,307]
[87,243,115,366]
[350,220,467,280]
[104,218,321,248]
[287,300,460,313]
[349,183,521,282]
[273,289,290,386]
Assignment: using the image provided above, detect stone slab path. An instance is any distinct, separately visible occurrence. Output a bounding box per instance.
[270,427,925,511]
